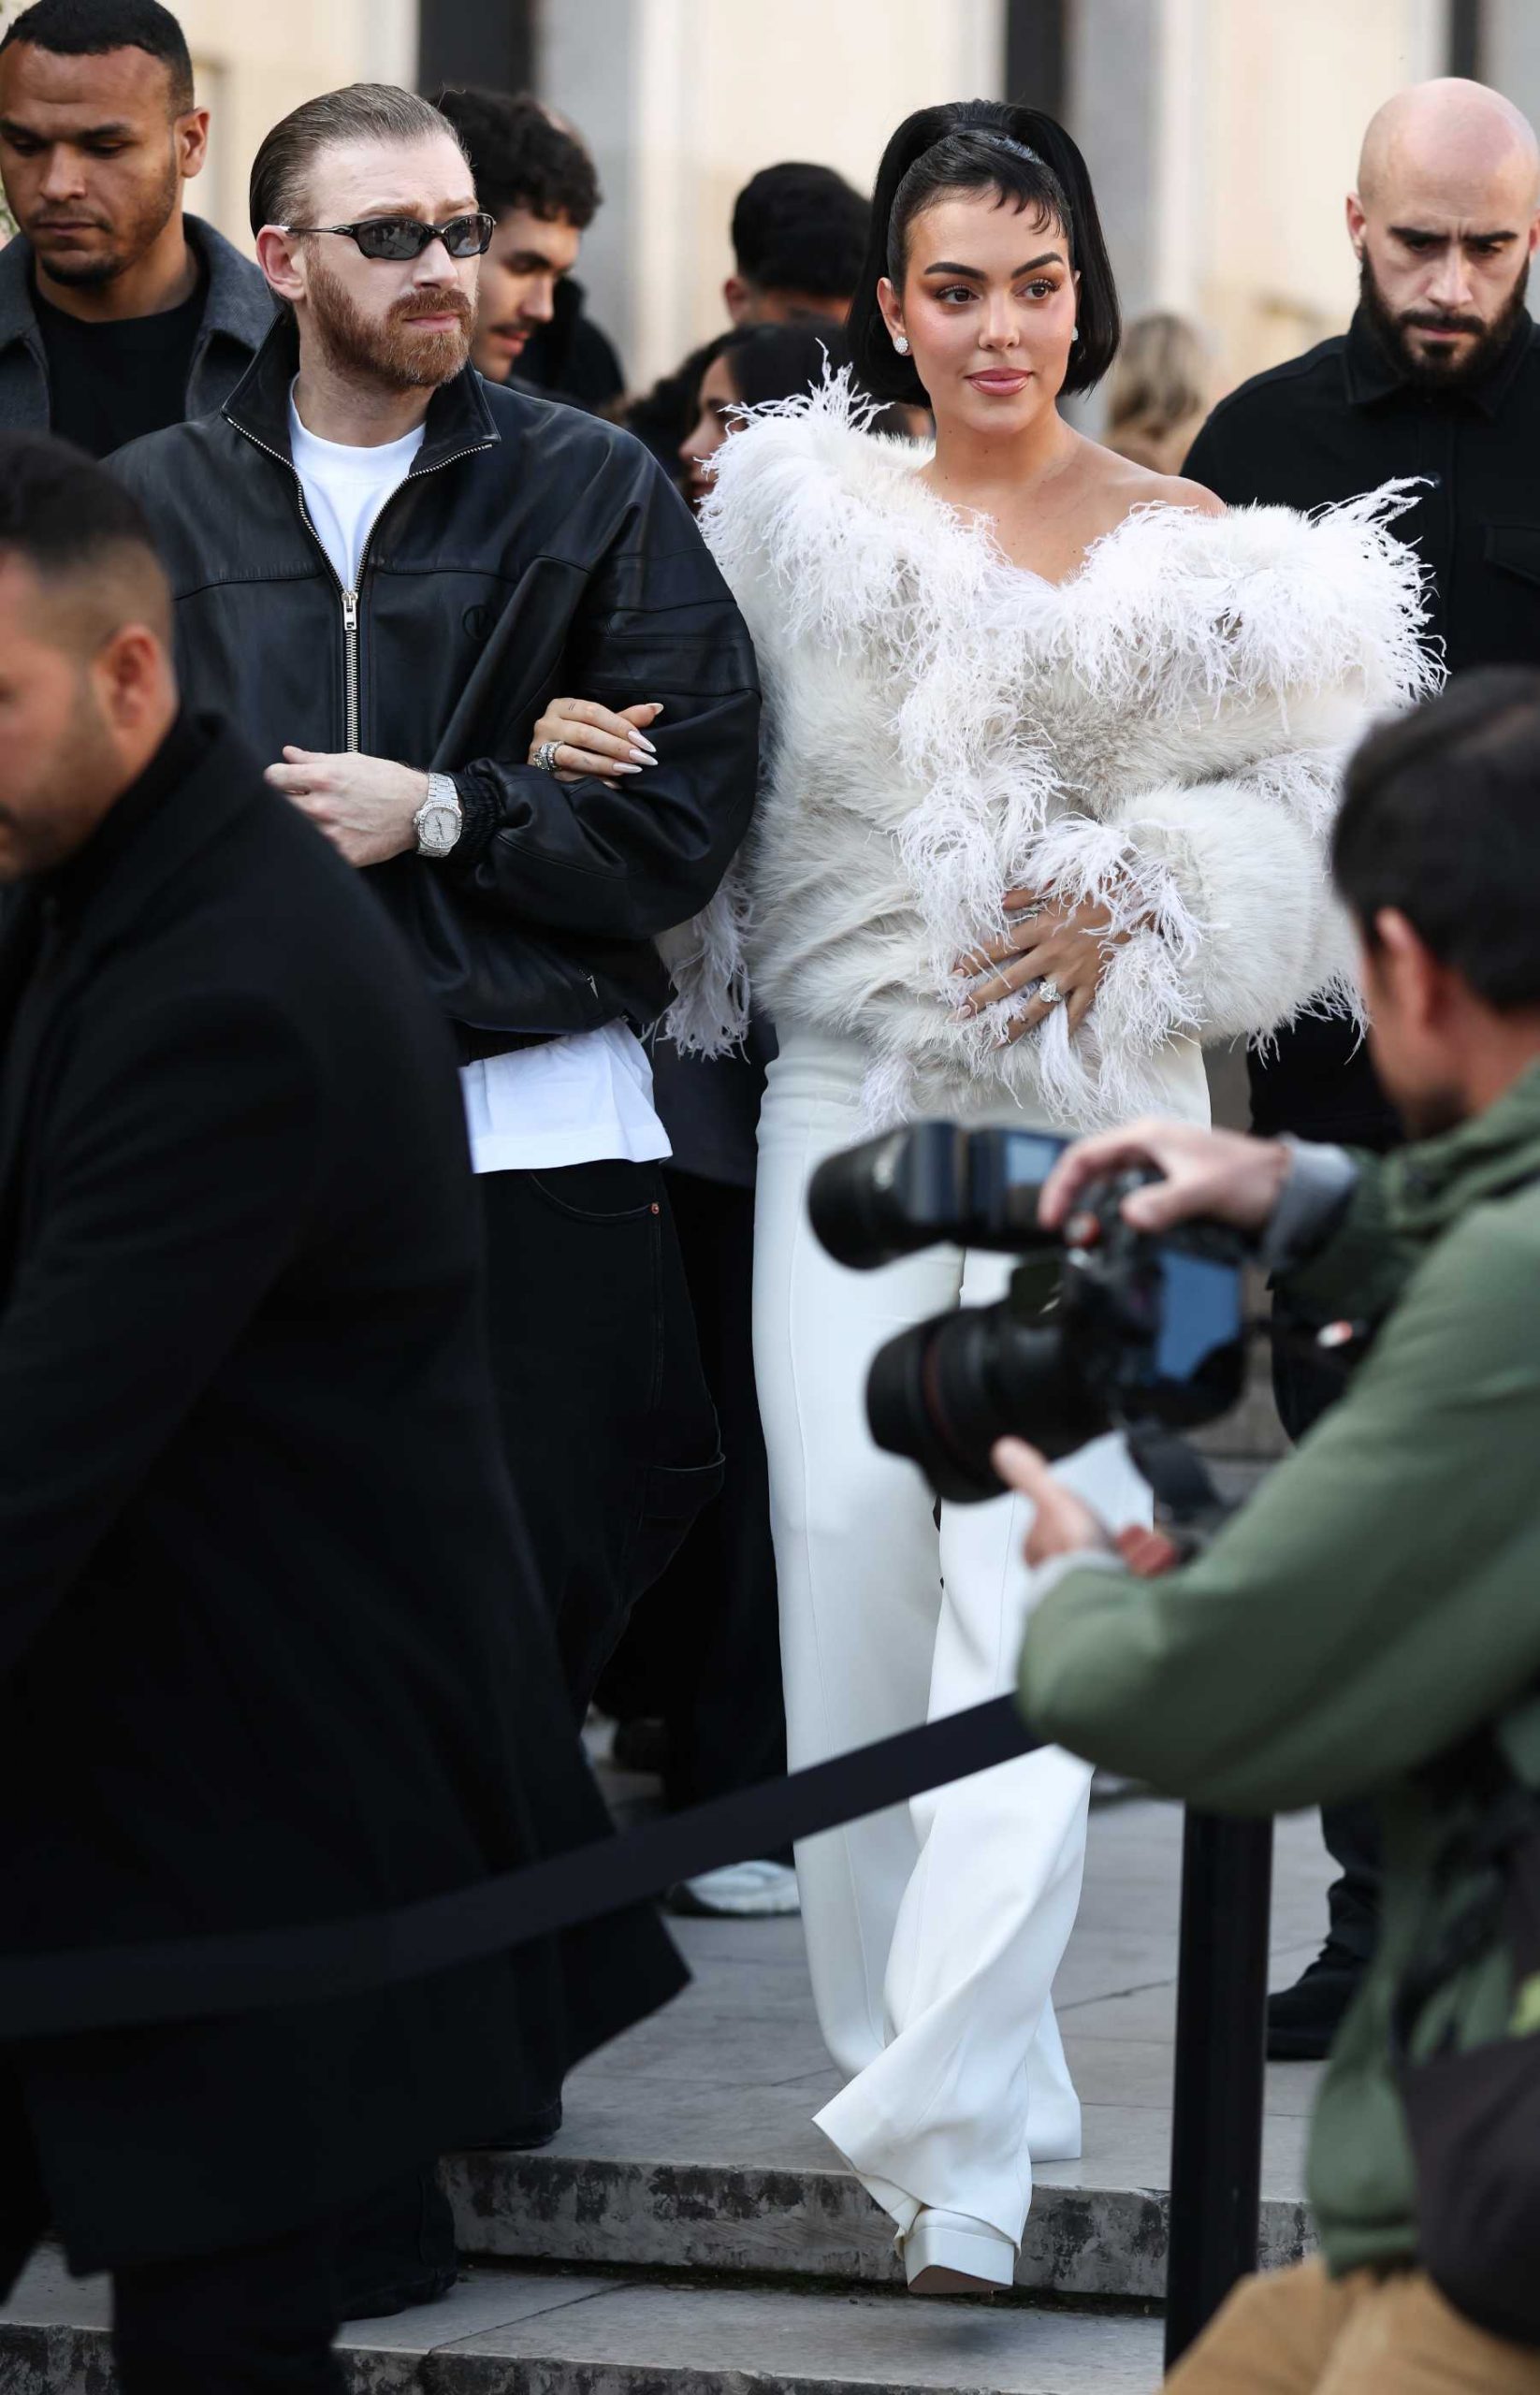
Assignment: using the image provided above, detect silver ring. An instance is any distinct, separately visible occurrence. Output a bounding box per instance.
[533,739,562,774]
[1036,977,1065,1007]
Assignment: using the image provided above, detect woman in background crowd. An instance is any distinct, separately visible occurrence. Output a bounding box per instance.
[677,98,1431,2297]
[1103,308,1213,473]
[678,321,913,508]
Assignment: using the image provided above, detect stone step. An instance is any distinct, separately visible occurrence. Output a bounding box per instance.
[446,2142,1310,2303]
[443,1797,1327,2302]
[0,2247,1166,2392]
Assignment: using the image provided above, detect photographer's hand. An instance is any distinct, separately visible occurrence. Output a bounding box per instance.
[1038,1119,1290,1238]
[994,1440,1184,1579]
[992,1439,1112,1564]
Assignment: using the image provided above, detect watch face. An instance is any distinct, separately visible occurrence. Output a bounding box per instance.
[419,803,458,853]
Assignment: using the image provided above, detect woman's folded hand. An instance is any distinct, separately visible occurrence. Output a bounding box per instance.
[953,884,1133,1045]
[529,698,663,785]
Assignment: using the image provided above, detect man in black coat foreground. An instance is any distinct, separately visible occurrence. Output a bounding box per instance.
[0,433,685,2392]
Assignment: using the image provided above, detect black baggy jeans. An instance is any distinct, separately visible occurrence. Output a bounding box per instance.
[477,1158,722,1719]
[598,1168,789,1826]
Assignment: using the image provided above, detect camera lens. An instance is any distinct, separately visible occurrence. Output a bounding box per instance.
[808,1124,968,1270]
[866,1299,1110,1503]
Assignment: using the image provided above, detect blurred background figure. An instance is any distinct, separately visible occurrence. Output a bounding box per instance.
[434,83,620,408]
[626,159,870,472]
[725,161,870,327]
[676,317,913,507]
[1103,309,1213,473]
[0,0,271,454]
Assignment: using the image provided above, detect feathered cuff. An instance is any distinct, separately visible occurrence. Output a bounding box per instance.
[1027,772,1355,1061]
[656,872,752,1055]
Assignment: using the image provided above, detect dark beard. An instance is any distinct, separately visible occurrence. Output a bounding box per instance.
[1358,250,1529,394]
[307,256,472,392]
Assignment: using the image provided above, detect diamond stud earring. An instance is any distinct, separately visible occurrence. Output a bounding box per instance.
[893,333,910,356]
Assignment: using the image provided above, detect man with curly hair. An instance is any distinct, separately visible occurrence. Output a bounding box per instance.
[435,84,620,408]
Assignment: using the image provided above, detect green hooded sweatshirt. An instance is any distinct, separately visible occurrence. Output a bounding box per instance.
[1018,1060,1540,2274]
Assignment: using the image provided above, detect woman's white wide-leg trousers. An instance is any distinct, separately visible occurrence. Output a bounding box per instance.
[754,1025,1154,2248]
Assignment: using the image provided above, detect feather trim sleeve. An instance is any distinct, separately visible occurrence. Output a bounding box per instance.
[1015,760,1357,1127]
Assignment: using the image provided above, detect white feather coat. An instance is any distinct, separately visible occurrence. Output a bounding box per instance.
[670,377,1436,1131]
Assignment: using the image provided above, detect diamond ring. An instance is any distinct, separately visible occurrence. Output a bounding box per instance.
[533,739,562,774]
[1037,976,1066,1007]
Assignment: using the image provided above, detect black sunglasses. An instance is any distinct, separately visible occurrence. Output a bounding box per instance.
[281,212,496,262]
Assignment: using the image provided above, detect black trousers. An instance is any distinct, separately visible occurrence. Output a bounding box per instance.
[0,2087,344,2392]
[599,1168,788,1823]
[1272,1329,1382,1963]
[478,1158,721,1719]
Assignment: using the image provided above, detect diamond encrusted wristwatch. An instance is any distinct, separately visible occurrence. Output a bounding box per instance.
[414,772,462,858]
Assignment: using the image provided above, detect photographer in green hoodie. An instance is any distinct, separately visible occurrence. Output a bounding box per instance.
[1009,666,1540,2394]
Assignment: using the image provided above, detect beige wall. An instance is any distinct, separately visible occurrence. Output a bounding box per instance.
[1189,0,1446,388]
[177,0,415,251]
[547,0,1004,392]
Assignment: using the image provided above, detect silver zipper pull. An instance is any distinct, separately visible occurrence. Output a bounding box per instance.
[341,588,358,631]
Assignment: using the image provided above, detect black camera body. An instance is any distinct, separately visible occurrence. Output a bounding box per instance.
[808,1122,1251,1504]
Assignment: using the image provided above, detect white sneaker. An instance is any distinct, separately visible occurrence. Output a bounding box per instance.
[665,1860,801,1918]
[902,2206,1016,2296]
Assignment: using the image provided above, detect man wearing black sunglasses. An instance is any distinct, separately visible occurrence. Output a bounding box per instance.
[109,78,760,2317]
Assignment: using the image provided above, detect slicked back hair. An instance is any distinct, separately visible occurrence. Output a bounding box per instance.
[249,82,469,239]
[0,0,194,113]
[1335,667,1540,1010]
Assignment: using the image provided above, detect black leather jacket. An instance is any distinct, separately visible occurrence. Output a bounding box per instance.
[109,317,761,1051]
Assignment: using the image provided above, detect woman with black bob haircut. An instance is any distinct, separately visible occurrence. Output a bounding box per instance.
[845,97,1119,407]
[665,97,1432,2297]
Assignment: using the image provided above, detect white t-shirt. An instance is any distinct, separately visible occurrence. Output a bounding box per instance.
[461,1027,671,1174]
[287,387,424,590]
[287,385,670,1178]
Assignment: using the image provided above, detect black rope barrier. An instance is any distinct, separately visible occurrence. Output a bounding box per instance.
[0,1694,1039,2038]
[0,1691,1270,2353]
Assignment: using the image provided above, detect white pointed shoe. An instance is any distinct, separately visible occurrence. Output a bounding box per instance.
[902,2206,1015,2296]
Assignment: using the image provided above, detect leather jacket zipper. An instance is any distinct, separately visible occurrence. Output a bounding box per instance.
[341,586,360,751]
[231,422,493,753]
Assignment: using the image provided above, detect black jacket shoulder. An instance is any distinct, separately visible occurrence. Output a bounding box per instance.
[1196,332,1348,440]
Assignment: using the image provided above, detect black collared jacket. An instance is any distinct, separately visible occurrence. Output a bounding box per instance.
[1184,307,1540,1144]
[0,213,273,435]
[109,316,761,1053]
